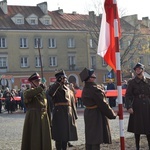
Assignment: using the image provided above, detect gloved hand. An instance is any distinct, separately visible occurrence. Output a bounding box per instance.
[39,83,46,90]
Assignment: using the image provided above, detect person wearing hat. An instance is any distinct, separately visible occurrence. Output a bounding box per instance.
[125,63,150,150]
[79,68,117,150]
[48,70,78,150]
[21,72,52,150]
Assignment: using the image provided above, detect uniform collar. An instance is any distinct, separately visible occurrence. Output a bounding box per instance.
[135,76,148,83]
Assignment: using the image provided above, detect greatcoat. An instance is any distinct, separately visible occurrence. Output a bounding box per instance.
[81,82,116,145]
[21,86,52,150]
[49,82,78,141]
[125,76,150,134]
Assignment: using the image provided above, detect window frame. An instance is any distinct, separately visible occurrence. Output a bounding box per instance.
[20,57,28,68]
[49,56,57,67]
[48,38,56,48]
[0,37,6,48]
[20,37,28,48]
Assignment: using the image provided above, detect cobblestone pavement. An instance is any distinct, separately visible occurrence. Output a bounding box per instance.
[0,107,148,150]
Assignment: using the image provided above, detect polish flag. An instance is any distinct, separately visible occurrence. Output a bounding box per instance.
[97,0,120,71]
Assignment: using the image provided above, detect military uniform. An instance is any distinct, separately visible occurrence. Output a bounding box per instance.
[125,76,150,134]
[49,70,78,150]
[21,73,52,150]
[80,68,116,150]
[125,62,150,150]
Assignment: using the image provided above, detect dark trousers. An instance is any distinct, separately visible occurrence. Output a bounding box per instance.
[108,97,116,107]
[86,144,100,150]
[55,141,67,150]
[134,134,150,150]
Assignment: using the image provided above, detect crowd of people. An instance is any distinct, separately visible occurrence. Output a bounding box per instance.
[0,87,26,114]
[0,62,150,150]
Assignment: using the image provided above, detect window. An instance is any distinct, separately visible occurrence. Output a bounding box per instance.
[67,38,75,48]
[35,56,42,67]
[0,37,6,48]
[91,56,96,69]
[49,56,57,66]
[31,19,36,25]
[34,38,42,48]
[21,57,28,67]
[90,39,94,48]
[48,38,56,48]
[20,38,28,48]
[16,18,23,24]
[45,20,50,25]
[0,57,7,68]
[68,55,76,70]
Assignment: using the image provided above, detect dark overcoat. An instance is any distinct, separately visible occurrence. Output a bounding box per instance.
[21,87,52,150]
[49,82,78,141]
[81,82,116,145]
[125,76,150,134]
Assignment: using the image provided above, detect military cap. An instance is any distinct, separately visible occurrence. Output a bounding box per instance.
[28,72,41,82]
[79,67,94,82]
[133,62,145,70]
[55,70,67,79]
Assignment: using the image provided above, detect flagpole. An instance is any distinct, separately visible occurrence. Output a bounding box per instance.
[113,0,125,149]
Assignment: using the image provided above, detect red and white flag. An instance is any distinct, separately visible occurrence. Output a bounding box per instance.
[97,0,120,71]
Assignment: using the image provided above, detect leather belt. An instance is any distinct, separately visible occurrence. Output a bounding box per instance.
[86,105,98,109]
[55,102,70,106]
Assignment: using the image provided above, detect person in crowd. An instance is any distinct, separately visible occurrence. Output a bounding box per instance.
[125,62,150,150]
[3,87,15,113]
[21,72,52,150]
[122,80,128,107]
[79,68,117,150]
[49,70,78,150]
[11,89,18,110]
[106,79,116,107]
[0,89,3,113]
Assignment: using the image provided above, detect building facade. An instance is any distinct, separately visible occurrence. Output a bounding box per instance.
[0,0,150,90]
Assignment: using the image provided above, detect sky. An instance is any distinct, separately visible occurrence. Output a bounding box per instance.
[6,0,150,20]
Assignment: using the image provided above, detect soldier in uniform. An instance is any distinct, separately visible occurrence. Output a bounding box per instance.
[49,70,78,150]
[125,63,150,150]
[79,68,116,150]
[21,72,52,150]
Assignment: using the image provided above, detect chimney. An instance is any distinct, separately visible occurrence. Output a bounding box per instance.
[89,11,96,23]
[0,0,8,14]
[57,8,63,15]
[72,11,76,15]
[142,17,150,28]
[37,2,48,14]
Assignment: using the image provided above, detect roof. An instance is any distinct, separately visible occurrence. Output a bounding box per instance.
[0,2,149,34]
[0,5,84,31]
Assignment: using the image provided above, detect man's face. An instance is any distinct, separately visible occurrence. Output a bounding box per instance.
[31,79,41,87]
[135,67,143,75]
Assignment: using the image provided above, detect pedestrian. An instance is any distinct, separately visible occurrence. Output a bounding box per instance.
[3,87,15,113]
[0,89,3,113]
[125,62,150,150]
[21,72,52,150]
[79,68,117,150]
[106,79,116,107]
[49,70,78,150]
[122,80,127,107]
